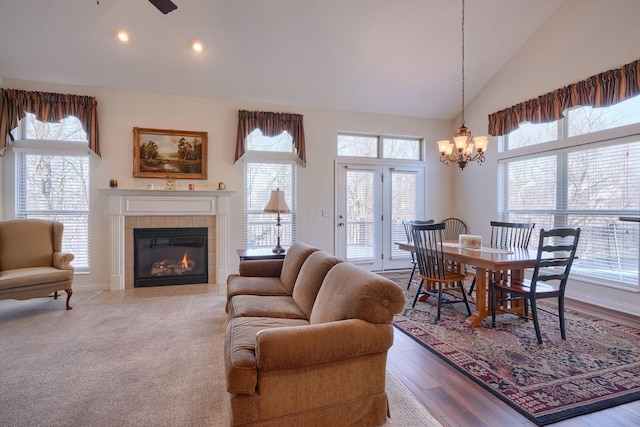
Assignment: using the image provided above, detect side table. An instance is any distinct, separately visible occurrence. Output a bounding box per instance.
[237,247,287,261]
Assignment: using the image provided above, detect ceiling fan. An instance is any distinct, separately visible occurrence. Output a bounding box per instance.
[148,0,177,14]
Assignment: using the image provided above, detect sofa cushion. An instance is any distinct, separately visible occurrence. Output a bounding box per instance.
[0,267,73,290]
[228,295,307,319]
[238,259,283,277]
[225,317,309,395]
[226,275,289,301]
[291,251,341,318]
[279,242,318,293]
[310,263,405,325]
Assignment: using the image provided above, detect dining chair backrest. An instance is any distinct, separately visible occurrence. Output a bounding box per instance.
[441,217,468,241]
[530,228,581,293]
[402,220,434,244]
[490,221,535,248]
[411,222,447,281]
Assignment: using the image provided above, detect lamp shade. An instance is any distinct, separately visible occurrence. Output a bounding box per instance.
[473,136,488,152]
[437,140,452,154]
[263,188,290,213]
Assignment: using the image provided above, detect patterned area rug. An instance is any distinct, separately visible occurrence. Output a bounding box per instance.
[391,276,640,426]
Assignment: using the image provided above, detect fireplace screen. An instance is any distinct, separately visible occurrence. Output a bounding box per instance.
[133,227,208,287]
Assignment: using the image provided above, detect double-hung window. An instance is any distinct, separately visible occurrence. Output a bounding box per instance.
[11,113,90,272]
[498,96,640,290]
[243,130,296,249]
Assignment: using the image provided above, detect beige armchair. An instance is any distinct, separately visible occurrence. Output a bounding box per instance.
[0,219,74,310]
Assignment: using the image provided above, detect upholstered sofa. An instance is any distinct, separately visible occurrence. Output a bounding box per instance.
[226,242,319,308]
[225,245,406,427]
[0,219,74,310]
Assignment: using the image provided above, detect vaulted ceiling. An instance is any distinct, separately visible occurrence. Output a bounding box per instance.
[0,0,565,120]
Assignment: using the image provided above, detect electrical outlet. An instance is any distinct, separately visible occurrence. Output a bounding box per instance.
[322,209,332,217]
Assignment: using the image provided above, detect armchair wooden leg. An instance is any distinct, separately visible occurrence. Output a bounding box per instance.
[65,289,73,310]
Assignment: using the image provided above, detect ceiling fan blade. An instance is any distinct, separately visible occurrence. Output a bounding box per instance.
[148,0,177,14]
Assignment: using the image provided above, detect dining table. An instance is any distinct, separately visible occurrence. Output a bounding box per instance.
[396,241,543,327]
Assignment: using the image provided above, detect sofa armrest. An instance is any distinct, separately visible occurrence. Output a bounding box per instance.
[256,319,393,370]
[238,259,283,277]
[53,252,75,270]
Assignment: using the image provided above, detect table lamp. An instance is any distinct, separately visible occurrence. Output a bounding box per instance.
[263,188,290,253]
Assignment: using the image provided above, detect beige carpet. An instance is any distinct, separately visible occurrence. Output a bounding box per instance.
[0,290,440,427]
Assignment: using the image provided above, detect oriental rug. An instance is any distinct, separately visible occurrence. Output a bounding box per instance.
[390,276,640,426]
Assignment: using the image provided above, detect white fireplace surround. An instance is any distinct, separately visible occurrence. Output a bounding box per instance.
[107,189,232,291]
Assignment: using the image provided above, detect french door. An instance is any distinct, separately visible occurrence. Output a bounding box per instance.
[336,162,424,271]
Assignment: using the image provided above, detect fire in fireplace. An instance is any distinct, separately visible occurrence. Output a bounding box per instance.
[133,227,208,287]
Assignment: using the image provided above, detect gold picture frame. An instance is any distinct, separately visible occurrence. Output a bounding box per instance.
[133,127,208,179]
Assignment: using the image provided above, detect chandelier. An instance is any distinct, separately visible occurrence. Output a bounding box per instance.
[437,0,488,170]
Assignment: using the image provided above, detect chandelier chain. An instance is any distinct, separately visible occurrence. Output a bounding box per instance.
[435,0,488,170]
[461,0,465,126]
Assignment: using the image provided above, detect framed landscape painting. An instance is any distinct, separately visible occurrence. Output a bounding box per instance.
[133,127,208,179]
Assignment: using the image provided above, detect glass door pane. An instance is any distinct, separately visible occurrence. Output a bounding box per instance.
[346,169,378,260]
[337,165,382,270]
[385,167,424,269]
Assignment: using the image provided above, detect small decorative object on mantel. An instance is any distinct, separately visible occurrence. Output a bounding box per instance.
[218,181,226,190]
[109,179,118,188]
[188,183,195,190]
[133,127,208,179]
[164,179,176,190]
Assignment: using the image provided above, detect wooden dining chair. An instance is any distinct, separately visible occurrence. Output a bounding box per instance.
[441,217,470,287]
[411,222,471,323]
[490,228,581,344]
[441,217,468,241]
[490,220,536,248]
[402,219,434,290]
[468,220,536,295]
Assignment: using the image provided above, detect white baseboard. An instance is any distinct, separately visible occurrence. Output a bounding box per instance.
[72,283,109,292]
[566,289,640,317]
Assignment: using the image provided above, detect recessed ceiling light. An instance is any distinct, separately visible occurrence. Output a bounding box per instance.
[116,29,130,43]
[190,39,203,52]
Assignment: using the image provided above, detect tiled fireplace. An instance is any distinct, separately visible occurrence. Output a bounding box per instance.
[107,189,231,290]
[129,220,211,288]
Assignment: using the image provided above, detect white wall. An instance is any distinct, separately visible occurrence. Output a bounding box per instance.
[1,78,453,290]
[458,0,640,315]
[3,0,637,315]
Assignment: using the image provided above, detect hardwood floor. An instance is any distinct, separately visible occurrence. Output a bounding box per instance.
[385,274,640,427]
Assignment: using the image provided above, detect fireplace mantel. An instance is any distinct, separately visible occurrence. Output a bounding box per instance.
[106,188,233,290]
